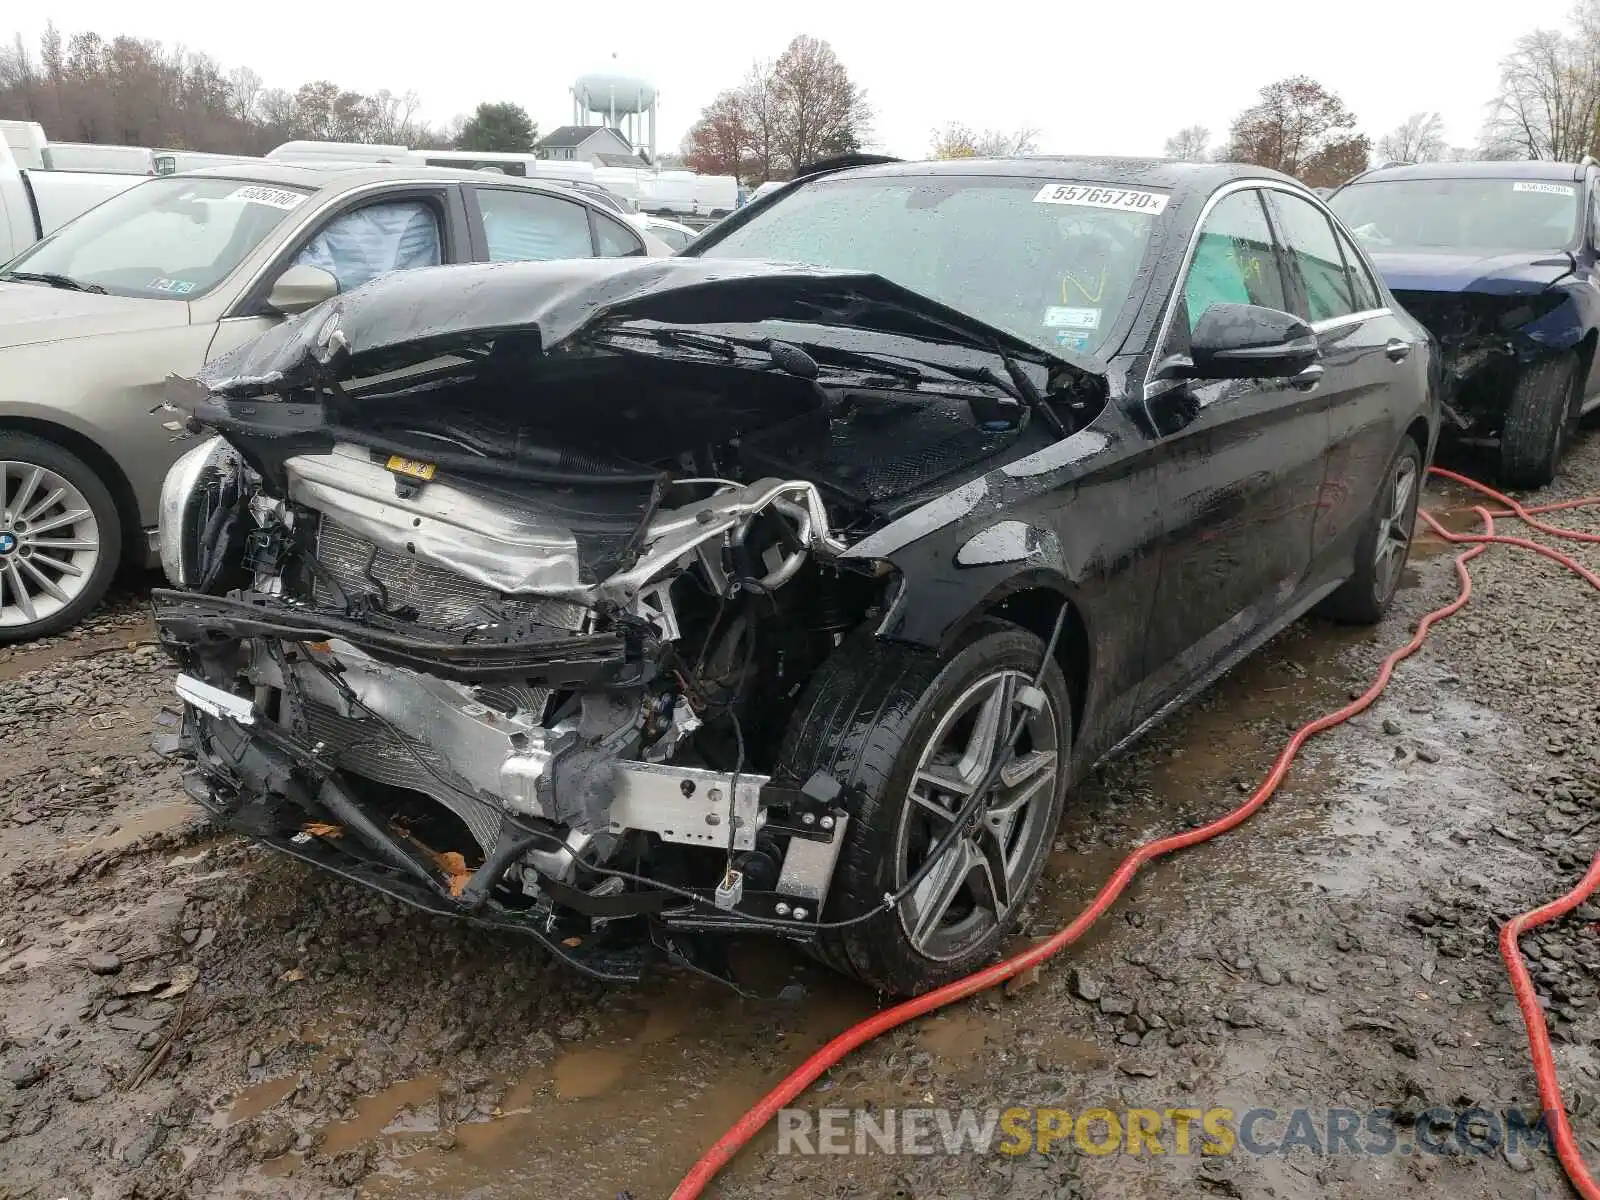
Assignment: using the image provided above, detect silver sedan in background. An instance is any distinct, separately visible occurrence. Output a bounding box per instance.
[0,162,670,642]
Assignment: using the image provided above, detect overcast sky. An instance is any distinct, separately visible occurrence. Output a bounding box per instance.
[12,0,1584,159]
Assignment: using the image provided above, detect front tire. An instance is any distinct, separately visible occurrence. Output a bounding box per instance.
[1501,351,1582,488]
[777,624,1070,996]
[0,433,121,644]
[1316,437,1422,625]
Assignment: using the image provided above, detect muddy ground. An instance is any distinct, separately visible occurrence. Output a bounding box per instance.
[3,439,1600,1200]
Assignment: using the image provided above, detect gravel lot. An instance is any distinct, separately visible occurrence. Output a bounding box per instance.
[2,436,1599,1200]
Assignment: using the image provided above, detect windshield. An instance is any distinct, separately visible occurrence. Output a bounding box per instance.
[3,176,311,299]
[1330,178,1581,254]
[691,175,1165,356]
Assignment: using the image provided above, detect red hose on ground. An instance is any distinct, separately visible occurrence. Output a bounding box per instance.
[672,466,1600,1200]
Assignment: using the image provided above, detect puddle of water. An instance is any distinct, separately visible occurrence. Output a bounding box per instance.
[551,1046,630,1100]
[71,800,200,855]
[919,1009,990,1060]
[353,975,873,1200]
[320,1074,443,1154]
[227,1075,301,1125]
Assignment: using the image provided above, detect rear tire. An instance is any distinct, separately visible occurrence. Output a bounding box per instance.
[1501,351,1582,488]
[1316,437,1422,626]
[777,623,1070,996]
[0,432,121,645]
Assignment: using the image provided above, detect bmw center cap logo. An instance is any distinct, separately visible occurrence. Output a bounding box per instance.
[0,532,15,556]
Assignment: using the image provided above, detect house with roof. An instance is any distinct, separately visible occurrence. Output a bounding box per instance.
[535,125,643,166]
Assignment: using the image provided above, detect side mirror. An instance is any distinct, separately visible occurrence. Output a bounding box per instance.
[1157,303,1320,381]
[263,264,339,316]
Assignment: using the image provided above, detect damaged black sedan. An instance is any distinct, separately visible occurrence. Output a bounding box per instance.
[155,158,1437,996]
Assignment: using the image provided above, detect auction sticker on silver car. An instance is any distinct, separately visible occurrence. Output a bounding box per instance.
[1512,181,1576,196]
[1033,183,1169,214]
[223,185,308,211]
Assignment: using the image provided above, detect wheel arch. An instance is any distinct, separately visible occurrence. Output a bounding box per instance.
[0,417,141,567]
[1404,414,1432,463]
[979,582,1090,741]
[1576,327,1598,388]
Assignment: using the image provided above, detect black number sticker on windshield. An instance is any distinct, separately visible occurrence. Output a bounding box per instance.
[1512,181,1576,197]
[223,185,308,211]
[1033,184,1170,215]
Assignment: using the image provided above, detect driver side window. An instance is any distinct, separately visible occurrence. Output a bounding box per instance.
[293,199,442,293]
[1181,190,1288,334]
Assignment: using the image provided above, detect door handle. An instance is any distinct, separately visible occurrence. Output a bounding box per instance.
[1292,364,1325,390]
[1385,338,1411,362]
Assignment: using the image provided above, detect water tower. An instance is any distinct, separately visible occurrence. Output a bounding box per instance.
[572,56,658,163]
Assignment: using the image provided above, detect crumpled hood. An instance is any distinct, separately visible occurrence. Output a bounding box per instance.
[0,282,189,349]
[1369,249,1576,297]
[200,257,1098,397]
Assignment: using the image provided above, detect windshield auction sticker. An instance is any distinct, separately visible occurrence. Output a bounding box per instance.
[1512,181,1576,196]
[1033,183,1169,215]
[1044,306,1101,330]
[222,185,308,211]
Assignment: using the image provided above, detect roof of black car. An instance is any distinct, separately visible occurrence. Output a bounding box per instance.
[818,156,1304,192]
[1349,159,1590,184]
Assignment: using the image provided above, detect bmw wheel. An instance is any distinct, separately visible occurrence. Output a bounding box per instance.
[778,623,1070,995]
[0,433,122,644]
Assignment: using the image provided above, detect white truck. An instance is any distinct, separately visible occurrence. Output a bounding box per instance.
[0,134,143,262]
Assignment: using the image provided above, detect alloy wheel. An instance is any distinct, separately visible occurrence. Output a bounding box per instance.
[1372,454,1418,602]
[894,668,1060,962]
[0,460,102,630]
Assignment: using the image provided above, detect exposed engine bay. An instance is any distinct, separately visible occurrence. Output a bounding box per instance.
[154,258,1105,983]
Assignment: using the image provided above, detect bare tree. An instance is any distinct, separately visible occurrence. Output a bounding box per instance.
[1376,112,1446,163]
[929,122,1038,159]
[256,87,298,137]
[769,36,871,174]
[1226,75,1370,187]
[684,88,753,181]
[226,65,262,123]
[1,33,39,122]
[368,89,424,144]
[683,39,870,184]
[736,61,780,182]
[1163,124,1211,161]
[1483,9,1600,160]
[929,122,979,158]
[0,24,455,155]
[683,36,874,183]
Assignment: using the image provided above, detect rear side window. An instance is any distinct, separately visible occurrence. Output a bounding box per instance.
[1182,189,1288,332]
[1335,226,1383,311]
[1270,193,1357,322]
[594,212,646,257]
[477,189,594,262]
[649,224,694,252]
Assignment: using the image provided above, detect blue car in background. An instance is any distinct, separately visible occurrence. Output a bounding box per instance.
[1331,160,1600,485]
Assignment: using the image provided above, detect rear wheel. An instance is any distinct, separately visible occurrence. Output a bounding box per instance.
[1316,437,1422,625]
[0,433,121,644]
[1501,351,1582,488]
[777,624,1070,996]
